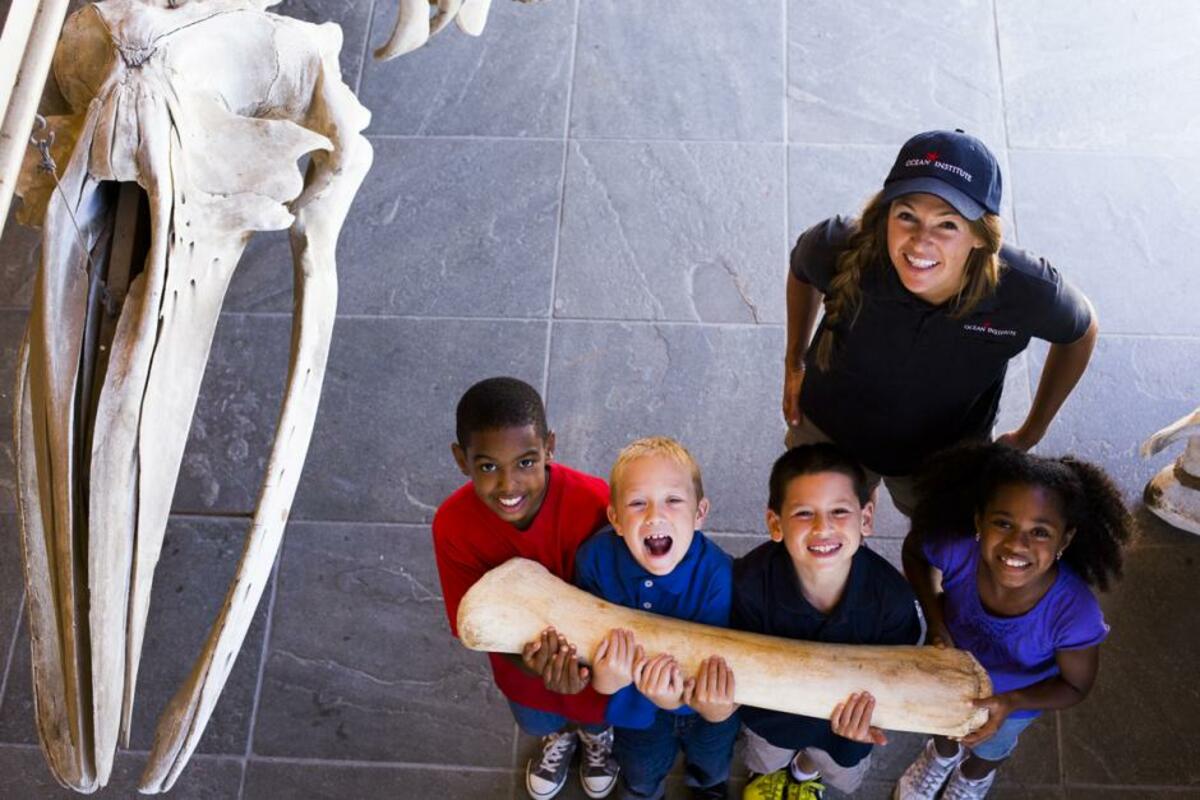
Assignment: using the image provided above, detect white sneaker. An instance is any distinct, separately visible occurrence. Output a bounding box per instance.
[525,731,577,800]
[577,727,619,798]
[892,738,966,800]
[941,764,996,800]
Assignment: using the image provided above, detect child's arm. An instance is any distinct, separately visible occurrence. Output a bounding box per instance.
[632,653,686,711]
[682,656,738,723]
[590,629,643,695]
[830,691,888,745]
[963,645,1099,747]
[901,530,954,648]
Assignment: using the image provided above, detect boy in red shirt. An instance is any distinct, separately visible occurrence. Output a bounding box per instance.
[433,377,617,800]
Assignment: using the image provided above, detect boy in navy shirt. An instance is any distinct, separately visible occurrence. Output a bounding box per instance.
[575,437,737,800]
[735,444,923,799]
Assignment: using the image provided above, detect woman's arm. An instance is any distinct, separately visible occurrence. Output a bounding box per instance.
[901,531,953,648]
[999,306,1099,451]
[962,646,1099,746]
[783,272,824,427]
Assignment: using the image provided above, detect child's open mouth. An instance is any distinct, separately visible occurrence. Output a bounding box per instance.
[807,541,842,558]
[999,554,1031,570]
[644,533,673,557]
[497,495,525,512]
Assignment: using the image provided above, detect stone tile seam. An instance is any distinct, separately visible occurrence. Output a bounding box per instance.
[238,554,285,800]
[357,132,1200,158]
[245,753,519,772]
[353,0,379,97]
[0,592,25,712]
[8,308,1195,340]
[541,0,582,404]
[365,133,787,145]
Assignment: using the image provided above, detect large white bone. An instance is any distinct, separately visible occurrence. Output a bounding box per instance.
[1141,406,1200,536]
[458,559,992,738]
[14,0,371,792]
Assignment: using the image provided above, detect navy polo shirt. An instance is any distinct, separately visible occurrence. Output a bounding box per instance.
[574,527,732,729]
[731,541,922,767]
[791,216,1092,476]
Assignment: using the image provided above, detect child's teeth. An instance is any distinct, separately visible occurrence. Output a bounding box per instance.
[809,543,840,553]
[906,254,937,268]
[1001,556,1029,568]
[499,497,521,508]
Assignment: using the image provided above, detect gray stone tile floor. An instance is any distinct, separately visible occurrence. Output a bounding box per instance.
[1,0,1198,797]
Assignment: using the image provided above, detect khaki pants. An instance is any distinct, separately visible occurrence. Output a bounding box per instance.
[741,725,872,793]
[785,416,918,516]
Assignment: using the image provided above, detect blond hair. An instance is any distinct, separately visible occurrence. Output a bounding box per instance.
[610,436,705,501]
[812,191,1004,370]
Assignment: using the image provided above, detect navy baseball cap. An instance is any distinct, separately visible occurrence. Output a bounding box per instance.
[879,130,1002,220]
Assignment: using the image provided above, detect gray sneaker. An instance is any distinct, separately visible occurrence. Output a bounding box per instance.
[892,738,966,800]
[577,727,619,798]
[940,764,996,800]
[526,731,577,800]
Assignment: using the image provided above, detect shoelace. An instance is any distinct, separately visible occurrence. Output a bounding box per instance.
[580,732,611,768]
[941,771,993,800]
[913,761,948,793]
[537,734,574,772]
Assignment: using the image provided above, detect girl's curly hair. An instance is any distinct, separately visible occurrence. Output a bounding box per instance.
[911,442,1135,591]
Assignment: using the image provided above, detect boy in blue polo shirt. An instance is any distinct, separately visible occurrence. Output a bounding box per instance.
[736,444,923,800]
[574,436,738,800]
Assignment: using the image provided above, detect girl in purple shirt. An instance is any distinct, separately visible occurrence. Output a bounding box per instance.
[896,443,1134,800]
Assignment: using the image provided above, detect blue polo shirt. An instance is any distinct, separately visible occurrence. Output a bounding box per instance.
[574,527,733,729]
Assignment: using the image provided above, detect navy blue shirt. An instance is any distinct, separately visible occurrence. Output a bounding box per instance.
[732,541,922,767]
[575,527,733,729]
[791,216,1092,476]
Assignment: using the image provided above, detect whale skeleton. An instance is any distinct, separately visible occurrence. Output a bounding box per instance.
[0,0,540,792]
[7,0,372,792]
[1142,406,1200,536]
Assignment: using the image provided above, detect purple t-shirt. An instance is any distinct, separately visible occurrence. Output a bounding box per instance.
[924,535,1109,719]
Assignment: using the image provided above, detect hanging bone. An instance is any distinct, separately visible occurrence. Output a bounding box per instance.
[373,0,542,61]
[1141,406,1200,536]
[13,0,372,792]
[458,559,993,739]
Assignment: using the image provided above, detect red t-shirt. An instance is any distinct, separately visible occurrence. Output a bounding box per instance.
[432,463,610,723]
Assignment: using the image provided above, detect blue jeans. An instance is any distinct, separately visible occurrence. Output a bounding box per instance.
[968,713,1037,761]
[613,710,739,800]
[507,701,607,737]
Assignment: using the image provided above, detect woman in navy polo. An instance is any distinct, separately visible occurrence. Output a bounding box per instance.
[782,130,1097,514]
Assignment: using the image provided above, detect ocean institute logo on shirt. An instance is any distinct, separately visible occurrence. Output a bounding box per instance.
[904,150,974,183]
[963,319,1018,338]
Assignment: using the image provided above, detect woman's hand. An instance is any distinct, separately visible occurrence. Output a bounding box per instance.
[961,694,1015,747]
[591,629,642,696]
[996,425,1042,452]
[632,653,685,711]
[683,656,737,723]
[782,364,806,429]
[830,692,888,745]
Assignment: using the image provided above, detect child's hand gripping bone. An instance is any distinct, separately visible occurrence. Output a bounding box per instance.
[591,628,644,695]
[830,691,889,746]
[521,627,590,695]
[683,656,737,723]
[632,652,687,711]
